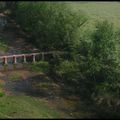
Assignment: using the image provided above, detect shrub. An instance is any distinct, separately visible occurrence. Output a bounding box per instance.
[56,60,79,83]
[11,2,87,53]
[27,61,49,73]
[78,21,120,118]
[56,21,120,117]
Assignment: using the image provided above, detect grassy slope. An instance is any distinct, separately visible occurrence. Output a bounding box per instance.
[0,95,63,118]
[67,2,120,28]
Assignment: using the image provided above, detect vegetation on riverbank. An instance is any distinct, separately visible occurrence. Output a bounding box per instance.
[0,37,8,52]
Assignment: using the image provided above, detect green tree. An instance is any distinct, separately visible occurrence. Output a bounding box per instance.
[80,21,120,118]
[11,2,87,53]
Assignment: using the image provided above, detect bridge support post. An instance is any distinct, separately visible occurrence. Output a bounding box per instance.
[42,52,44,61]
[3,57,8,71]
[13,55,17,70]
[23,55,27,63]
[33,54,36,63]
[13,55,17,64]
[4,56,8,65]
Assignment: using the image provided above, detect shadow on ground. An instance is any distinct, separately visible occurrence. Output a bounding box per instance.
[1,70,96,118]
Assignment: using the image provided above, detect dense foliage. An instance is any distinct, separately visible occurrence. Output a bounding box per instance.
[0,2,5,11]
[10,2,87,53]
[4,1,120,118]
[55,21,120,118]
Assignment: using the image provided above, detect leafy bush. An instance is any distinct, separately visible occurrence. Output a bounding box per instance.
[8,2,88,77]
[27,61,49,73]
[77,21,120,118]
[56,60,79,84]
[11,2,87,53]
[0,37,8,52]
[56,21,120,118]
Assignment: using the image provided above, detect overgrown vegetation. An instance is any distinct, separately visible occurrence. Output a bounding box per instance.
[26,61,49,73]
[10,2,87,53]
[0,37,8,52]
[0,1,120,118]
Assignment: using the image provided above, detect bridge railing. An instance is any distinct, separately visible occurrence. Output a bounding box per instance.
[0,51,67,65]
